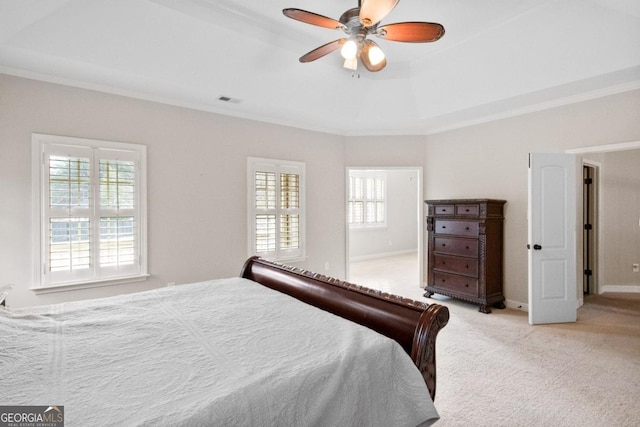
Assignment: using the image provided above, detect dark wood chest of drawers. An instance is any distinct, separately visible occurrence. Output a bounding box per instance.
[424,199,506,313]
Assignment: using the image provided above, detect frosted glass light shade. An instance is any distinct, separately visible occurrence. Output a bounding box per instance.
[367,45,385,65]
[360,40,387,72]
[343,57,358,70]
[340,39,358,60]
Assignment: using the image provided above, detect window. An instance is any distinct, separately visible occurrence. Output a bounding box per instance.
[348,170,386,228]
[32,134,147,290]
[248,158,305,261]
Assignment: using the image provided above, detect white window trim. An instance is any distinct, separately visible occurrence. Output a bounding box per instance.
[348,170,388,230]
[247,157,306,263]
[31,133,148,293]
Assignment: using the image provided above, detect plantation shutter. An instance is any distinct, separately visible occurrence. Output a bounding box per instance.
[98,150,139,277]
[255,170,277,253]
[279,167,300,253]
[42,142,142,286]
[249,158,305,261]
[46,145,93,284]
[348,171,386,227]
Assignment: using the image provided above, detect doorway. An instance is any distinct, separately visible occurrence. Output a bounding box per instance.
[345,167,423,294]
[567,140,640,299]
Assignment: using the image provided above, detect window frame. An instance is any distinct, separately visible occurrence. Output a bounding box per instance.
[348,170,387,229]
[247,157,306,262]
[31,133,148,293]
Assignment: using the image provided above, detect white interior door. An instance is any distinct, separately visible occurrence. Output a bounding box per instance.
[528,153,578,325]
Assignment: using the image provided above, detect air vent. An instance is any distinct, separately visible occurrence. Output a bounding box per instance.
[218,95,240,104]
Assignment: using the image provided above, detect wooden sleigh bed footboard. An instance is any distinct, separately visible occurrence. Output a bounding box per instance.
[240,256,450,400]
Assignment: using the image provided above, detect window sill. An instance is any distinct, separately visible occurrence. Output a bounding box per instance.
[277,256,307,264]
[257,255,307,265]
[31,274,150,294]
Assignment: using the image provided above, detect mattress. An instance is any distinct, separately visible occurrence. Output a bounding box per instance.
[0,277,438,426]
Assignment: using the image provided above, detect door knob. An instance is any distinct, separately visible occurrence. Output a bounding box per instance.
[533,244,542,250]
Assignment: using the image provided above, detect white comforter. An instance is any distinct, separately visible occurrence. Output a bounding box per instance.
[0,277,438,426]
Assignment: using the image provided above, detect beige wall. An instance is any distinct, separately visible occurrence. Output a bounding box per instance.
[2,73,639,308]
[0,74,346,308]
[424,90,640,303]
[597,149,640,290]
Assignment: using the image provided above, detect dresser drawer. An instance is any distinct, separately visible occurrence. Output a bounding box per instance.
[434,220,479,237]
[433,254,478,277]
[456,204,479,216]
[433,272,478,297]
[434,237,478,257]
[433,205,454,216]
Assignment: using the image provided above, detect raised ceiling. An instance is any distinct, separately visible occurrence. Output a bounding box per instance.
[1,0,639,135]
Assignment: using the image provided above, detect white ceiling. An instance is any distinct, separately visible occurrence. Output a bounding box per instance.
[1,0,639,135]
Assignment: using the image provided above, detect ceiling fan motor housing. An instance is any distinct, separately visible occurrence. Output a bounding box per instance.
[340,7,378,37]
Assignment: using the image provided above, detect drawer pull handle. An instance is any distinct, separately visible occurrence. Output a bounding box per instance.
[465,208,470,212]
[442,244,446,247]
[465,227,470,230]
[466,246,470,250]
[465,284,469,287]
[442,226,446,229]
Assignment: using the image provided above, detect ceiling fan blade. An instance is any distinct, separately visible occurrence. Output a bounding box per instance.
[377,22,445,42]
[283,8,345,30]
[359,0,399,27]
[299,39,347,63]
[360,40,387,72]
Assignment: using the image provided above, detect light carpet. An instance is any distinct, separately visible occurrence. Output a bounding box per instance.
[351,254,639,426]
[424,293,640,427]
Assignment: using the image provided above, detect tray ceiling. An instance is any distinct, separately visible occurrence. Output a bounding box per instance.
[1,0,639,135]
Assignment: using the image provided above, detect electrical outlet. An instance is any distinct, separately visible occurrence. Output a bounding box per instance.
[633,264,639,273]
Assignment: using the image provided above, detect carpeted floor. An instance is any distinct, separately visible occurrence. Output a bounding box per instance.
[350,255,640,427]
[432,293,640,427]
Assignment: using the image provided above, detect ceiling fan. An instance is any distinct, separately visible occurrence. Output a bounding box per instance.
[283,0,445,72]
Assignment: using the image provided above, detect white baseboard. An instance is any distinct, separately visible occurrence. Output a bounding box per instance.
[349,250,417,263]
[599,285,640,294]
[505,299,528,312]
[495,287,639,313]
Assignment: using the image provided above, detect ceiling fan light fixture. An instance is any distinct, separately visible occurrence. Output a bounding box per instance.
[367,44,385,66]
[340,39,358,60]
[360,40,387,72]
[343,57,358,71]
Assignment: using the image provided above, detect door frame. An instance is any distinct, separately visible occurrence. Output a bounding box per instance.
[582,161,600,297]
[566,139,640,301]
[344,166,424,287]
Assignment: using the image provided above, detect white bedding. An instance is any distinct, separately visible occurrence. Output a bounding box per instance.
[0,277,439,426]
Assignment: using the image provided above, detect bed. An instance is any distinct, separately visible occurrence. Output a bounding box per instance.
[0,256,449,426]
